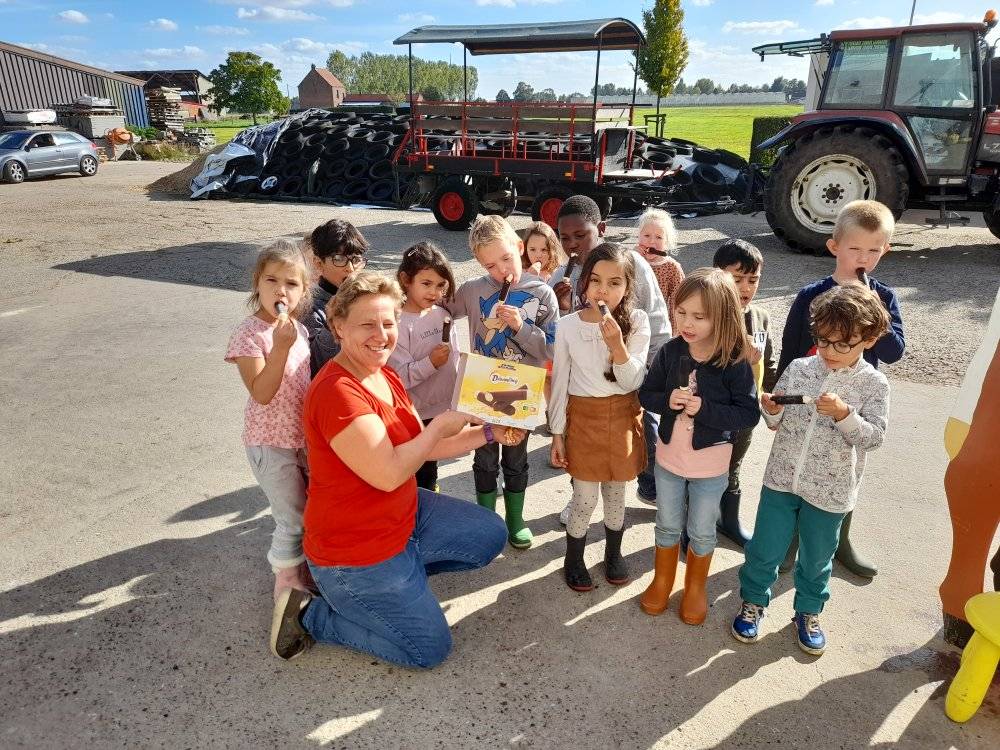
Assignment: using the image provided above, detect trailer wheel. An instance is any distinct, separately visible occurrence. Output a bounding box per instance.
[984,206,1000,242]
[531,186,573,229]
[764,126,909,254]
[431,178,480,231]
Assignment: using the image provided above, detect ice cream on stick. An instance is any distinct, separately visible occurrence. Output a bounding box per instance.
[275,301,289,321]
[771,394,815,405]
[645,248,669,257]
[498,274,513,303]
[441,317,452,343]
[483,275,515,347]
[530,261,542,275]
[678,355,692,392]
[564,253,578,276]
[856,267,869,286]
[597,301,610,317]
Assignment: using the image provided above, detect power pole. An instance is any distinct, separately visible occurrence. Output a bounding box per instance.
[909,1,917,25]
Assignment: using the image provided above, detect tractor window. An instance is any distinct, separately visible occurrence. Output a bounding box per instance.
[893,32,975,109]
[824,39,891,107]
[908,116,972,171]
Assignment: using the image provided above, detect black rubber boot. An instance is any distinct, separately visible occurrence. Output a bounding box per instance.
[604,525,629,585]
[834,510,877,578]
[717,489,750,547]
[564,532,594,591]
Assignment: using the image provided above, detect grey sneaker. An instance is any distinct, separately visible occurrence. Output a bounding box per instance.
[270,588,314,660]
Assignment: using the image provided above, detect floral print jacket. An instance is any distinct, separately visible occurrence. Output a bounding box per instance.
[762,354,890,514]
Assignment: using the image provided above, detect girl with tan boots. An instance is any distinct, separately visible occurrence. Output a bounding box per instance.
[637,268,759,624]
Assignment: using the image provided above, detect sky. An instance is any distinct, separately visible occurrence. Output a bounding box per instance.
[2,1,997,98]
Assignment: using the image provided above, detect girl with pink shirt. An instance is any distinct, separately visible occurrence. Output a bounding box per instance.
[637,268,759,625]
[225,240,314,600]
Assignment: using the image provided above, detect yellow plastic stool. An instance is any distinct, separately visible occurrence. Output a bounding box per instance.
[946,592,1000,722]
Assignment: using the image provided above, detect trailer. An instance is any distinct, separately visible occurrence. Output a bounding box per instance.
[391,19,736,230]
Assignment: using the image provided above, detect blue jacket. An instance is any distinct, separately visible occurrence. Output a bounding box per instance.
[639,337,760,450]
[777,276,905,379]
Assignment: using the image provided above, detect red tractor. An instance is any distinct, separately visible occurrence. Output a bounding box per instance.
[752,10,1000,253]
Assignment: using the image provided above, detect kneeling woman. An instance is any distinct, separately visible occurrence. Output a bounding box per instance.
[271,271,520,668]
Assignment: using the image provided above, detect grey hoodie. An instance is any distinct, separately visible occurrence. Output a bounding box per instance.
[448,273,558,366]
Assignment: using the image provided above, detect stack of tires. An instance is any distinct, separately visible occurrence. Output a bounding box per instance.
[632,133,750,204]
[239,109,412,205]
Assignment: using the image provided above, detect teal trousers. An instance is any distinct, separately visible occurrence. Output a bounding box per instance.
[739,486,846,614]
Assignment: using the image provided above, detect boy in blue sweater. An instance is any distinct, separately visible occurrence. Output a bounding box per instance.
[778,199,904,578]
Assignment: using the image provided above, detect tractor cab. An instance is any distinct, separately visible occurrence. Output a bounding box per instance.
[749,10,1000,254]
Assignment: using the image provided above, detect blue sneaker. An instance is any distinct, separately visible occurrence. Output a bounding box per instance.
[793,612,826,655]
[731,601,765,643]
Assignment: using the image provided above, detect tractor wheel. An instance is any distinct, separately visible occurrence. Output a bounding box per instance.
[764,126,909,254]
[431,177,480,231]
[983,206,1000,242]
[531,186,574,229]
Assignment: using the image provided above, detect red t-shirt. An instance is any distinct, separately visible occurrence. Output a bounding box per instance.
[303,362,421,566]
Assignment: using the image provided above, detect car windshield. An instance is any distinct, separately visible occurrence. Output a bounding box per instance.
[0,132,31,149]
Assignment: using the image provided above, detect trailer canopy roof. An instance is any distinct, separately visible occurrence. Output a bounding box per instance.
[393,18,644,54]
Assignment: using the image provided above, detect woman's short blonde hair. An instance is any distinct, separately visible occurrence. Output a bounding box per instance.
[326,272,404,333]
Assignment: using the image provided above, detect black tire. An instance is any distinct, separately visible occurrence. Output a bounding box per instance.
[691,147,721,165]
[369,160,393,180]
[79,155,98,177]
[3,159,26,183]
[367,179,395,203]
[431,178,480,231]
[279,176,304,196]
[281,161,303,179]
[301,144,324,161]
[984,206,1000,242]
[342,179,369,202]
[365,143,391,162]
[716,149,749,170]
[343,159,369,180]
[764,126,909,254]
[530,185,574,228]
[325,159,348,180]
[324,181,345,201]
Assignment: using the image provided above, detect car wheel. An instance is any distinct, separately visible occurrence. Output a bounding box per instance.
[3,161,26,183]
[80,155,99,177]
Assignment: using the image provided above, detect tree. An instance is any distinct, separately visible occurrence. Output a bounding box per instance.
[422,85,444,101]
[636,0,689,116]
[693,77,715,94]
[512,81,534,101]
[784,78,806,98]
[770,76,787,93]
[536,87,557,102]
[496,88,511,102]
[208,52,285,125]
[326,50,357,90]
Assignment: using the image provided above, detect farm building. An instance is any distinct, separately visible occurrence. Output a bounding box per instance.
[115,69,220,120]
[298,65,346,109]
[0,40,148,126]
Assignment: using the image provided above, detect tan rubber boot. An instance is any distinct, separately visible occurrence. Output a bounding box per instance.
[679,550,714,625]
[639,544,680,615]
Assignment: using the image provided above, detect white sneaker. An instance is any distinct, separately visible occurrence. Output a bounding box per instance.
[559,501,571,526]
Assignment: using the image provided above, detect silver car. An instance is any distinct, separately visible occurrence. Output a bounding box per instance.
[0,130,99,183]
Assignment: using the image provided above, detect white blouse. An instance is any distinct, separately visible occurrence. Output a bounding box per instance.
[549,309,650,435]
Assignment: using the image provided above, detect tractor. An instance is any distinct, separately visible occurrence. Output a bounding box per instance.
[752,10,1000,253]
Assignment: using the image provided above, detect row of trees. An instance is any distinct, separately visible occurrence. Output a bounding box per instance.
[327,50,476,102]
[673,76,806,97]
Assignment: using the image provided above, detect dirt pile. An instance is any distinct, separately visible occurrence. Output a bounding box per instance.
[146,144,226,195]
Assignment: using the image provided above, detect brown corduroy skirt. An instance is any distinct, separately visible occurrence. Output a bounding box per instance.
[565,392,647,482]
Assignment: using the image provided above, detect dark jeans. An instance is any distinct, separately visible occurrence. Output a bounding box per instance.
[473,439,528,494]
[726,426,754,495]
[302,489,507,669]
[415,418,438,490]
[637,409,660,498]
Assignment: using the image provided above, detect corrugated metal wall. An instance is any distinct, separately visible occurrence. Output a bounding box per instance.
[0,48,149,126]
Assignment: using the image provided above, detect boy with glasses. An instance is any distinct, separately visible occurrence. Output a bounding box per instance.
[731,284,891,655]
[304,220,369,376]
[776,200,905,577]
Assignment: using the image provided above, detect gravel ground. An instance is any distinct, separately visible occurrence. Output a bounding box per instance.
[2,161,996,385]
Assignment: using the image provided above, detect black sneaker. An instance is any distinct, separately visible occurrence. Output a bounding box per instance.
[270,588,314,660]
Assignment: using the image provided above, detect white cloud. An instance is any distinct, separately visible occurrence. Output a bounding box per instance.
[144,46,206,59]
[148,18,178,32]
[913,12,978,25]
[836,17,894,30]
[245,37,366,88]
[17,42,50,51]
[398,13,435,23]
[692,0,714,6]
[57,10,88,24]
[475,0,562,6]
[237,6,322,21]
[815,0,834,6]
[682,37,809,88]
[197,25,251,36]
[722,20,802,36]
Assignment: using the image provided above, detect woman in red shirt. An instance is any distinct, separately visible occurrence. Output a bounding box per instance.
[271,271,521,667]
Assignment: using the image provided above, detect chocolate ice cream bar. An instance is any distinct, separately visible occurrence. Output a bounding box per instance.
[678,354,692,390]
[771,394,815,405]
[442,317,452,343]
[856,267,869,286]
[597,301,609,317]
[564,254,578,276]
[498,274,513,303]
[645,248,669,257]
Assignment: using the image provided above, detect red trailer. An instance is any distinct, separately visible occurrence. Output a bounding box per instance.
[392,19,736,230]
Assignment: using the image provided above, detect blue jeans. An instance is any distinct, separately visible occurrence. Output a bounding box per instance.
[653,465,728,555]
[637,410,660,498]
[302,489,507,669]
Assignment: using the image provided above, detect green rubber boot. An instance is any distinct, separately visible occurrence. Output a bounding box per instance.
[476,490,497,512]
[503,490,533,549]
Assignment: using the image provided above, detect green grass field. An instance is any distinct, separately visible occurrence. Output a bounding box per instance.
[186,118,273,145]
[192,105,803,155]
[633,104,803,158]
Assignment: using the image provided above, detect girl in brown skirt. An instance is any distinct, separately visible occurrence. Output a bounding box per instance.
[549,243,651,591]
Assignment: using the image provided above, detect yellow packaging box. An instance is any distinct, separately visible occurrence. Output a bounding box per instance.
[450,352,547,430]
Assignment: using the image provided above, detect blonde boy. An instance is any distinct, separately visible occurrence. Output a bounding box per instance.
[448,215,559,549]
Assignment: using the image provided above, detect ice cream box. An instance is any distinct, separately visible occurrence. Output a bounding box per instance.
[450,353,547,430]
